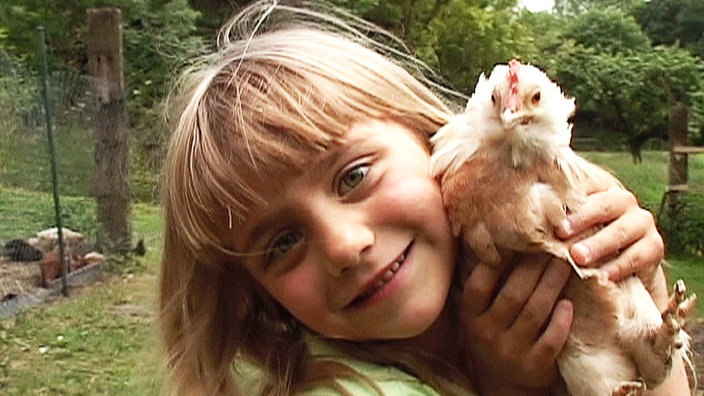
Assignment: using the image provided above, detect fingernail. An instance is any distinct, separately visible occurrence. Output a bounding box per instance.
[555,299,574,317]
[572,243,590,264]
[560,219,572,235]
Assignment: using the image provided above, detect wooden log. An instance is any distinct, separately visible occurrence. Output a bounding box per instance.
[672,146,704,154]
[86,8,132,253]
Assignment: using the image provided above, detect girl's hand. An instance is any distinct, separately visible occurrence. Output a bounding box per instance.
[554,187,693,395]
[460,253,573,395]
[555,186,668,309]
[459,187,670,394]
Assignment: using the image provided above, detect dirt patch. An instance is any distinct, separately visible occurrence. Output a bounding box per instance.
[0,256,105,318]
[0,258,43,302]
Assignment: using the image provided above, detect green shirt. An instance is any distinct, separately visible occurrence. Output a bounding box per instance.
[235,336,474,395]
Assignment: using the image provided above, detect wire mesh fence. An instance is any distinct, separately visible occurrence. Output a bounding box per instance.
[0,29,117,311]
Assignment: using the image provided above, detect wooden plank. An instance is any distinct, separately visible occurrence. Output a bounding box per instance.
[672,146,704,154]
[667,184,704,193]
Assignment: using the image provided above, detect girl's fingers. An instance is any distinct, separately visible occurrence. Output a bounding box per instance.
[556,187,636,239]
[532,299,573,362]
[488,254,551,329]
[464,262,506,317]
[511,258,572,340]
[490,256,547,328]
[569,205,653,266]
[595,229,664,282]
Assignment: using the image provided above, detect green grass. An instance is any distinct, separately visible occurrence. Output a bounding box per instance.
[666,256,704,290]
[664,256,704,318]
[0,201,164,395]
[0,275,163,395]
[583,151,704,315]
[580,150,704,214]
[0,120,95,198]
[0,186,98,241]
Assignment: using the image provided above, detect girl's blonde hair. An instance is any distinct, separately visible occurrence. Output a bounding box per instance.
[159,1,461,394]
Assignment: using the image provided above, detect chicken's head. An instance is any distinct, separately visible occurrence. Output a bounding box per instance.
[488,59,576,147]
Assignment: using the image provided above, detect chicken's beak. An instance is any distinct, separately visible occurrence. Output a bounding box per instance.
[501,108,531,129]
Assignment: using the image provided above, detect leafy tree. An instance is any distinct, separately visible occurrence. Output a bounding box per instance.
[554,0,642,16]
[561,9,650,55]
[188,0,247,38]
[551,42,703,162]
[331,0,540,95]
[0,1,87,71]
[423,0,540,93]
[0,0,204,201]
[0,0,203,116]
[634,0,704,59]
[533,8,703,161]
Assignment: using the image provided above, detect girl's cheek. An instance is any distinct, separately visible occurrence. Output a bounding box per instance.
[268,266,319,313]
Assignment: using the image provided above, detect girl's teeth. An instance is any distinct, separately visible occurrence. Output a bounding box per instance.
[373,258,403,289]
[383,269,394,281]
[358,250,408,302]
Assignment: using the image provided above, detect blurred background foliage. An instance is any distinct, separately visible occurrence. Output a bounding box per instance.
[1,0,702,163]
[0,0,702,254]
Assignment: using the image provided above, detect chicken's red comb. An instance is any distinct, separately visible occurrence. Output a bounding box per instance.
[508,59,521,87]
[503,59,522,111]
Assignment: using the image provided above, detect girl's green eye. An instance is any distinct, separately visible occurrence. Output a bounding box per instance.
[265,230,302,266]
[338,164,369,195]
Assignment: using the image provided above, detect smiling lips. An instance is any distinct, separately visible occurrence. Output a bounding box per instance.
[351,241,413,305]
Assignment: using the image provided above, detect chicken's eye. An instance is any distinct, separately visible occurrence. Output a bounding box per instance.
[532,92,541,105]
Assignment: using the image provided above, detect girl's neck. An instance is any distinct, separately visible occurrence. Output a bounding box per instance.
[390,299,461,365]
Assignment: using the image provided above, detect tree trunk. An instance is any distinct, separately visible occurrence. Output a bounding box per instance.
[86,8,132,254]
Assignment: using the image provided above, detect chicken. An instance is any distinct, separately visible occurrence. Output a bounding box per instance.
[430,59,696,395]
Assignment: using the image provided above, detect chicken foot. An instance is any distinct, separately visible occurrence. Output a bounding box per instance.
[619,279,697,392]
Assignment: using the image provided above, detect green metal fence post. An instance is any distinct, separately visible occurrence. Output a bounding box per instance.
[37,26,68,297]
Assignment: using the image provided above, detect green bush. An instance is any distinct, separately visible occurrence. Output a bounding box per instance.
[659,192,704,256]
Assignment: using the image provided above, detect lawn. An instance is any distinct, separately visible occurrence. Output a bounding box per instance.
[580,150,704,214]
[0,202,165,395]
[0,150,702,394]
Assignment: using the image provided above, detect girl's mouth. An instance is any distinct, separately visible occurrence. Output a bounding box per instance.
[350,241,413,306]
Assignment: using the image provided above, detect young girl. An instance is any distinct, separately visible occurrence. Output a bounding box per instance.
[158,1,690,394]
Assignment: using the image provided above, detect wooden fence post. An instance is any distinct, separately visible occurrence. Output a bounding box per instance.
[667,102,688,215]
[86,8,132,253]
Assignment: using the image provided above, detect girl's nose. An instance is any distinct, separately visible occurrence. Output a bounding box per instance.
[316,213,374,277]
